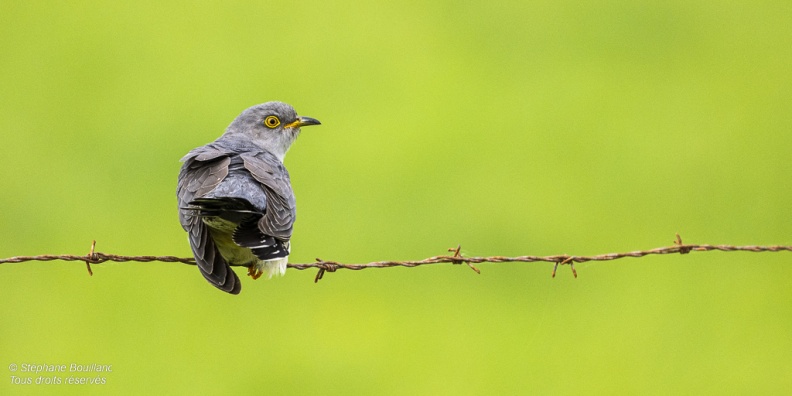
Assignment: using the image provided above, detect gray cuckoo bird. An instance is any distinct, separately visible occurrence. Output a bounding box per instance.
[177,102,320,294]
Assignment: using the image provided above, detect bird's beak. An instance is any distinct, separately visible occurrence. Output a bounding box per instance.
[284,116,321,129]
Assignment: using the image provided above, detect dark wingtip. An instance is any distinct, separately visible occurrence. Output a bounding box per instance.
[208,268,242,295]
[228,273,242,295]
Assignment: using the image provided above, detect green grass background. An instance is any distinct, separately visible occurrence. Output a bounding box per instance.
[1,1,791,394]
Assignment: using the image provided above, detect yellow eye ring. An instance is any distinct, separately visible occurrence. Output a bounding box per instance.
[264,115,280,128]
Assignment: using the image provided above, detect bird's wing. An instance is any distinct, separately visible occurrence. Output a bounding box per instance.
[240,152,296,241]
[177,148,241,294]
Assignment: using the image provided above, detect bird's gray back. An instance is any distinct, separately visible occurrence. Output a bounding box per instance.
[177,141,296,239]
[203,159,268,210]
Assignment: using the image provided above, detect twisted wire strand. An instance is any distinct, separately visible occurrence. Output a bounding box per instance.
[1,235,789,282]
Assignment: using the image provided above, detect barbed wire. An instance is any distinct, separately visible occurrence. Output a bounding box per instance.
[0,235,789,282]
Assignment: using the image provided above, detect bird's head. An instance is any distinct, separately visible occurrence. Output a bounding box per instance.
[224,101,321,161]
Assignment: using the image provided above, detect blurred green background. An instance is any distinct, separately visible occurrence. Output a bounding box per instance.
[1,0,790,394]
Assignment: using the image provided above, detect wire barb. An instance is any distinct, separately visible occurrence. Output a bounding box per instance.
[84,240,96,276]
[448,245,480,274]
[313,258,339,283]
[1,235,790,283]
[552,256,577,278]
[674,233,693,254]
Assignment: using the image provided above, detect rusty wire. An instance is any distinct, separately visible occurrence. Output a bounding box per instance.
[0,235,789,282]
